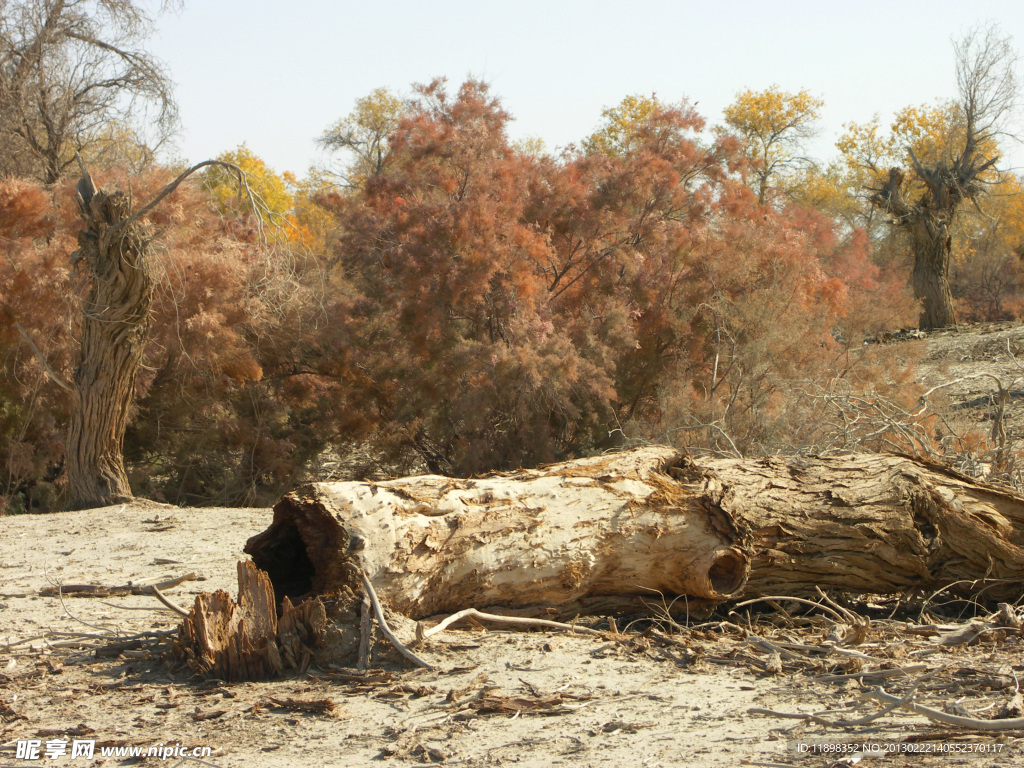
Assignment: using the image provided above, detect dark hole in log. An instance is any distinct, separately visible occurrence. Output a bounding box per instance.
[247,520,315,611]
[245,493,354,612]
[912,506,938,545]
[708,550,747,596]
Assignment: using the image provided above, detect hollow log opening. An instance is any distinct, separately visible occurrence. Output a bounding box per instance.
[707,549,748,596]
[244,492,352,613]
[245,520,316,610]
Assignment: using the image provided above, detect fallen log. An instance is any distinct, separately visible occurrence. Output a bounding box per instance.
[243,446,748,620]
[697,452,1024,600]
[177,447,1024,679]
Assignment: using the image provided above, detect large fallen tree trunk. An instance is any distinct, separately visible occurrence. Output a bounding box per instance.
[177,447,1024,679]
[243,447,1024,613]
[243,447,748,620]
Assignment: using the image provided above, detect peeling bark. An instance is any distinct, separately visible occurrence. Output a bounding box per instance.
[244,446,748,620]
[244,447,1024,613]
[696,453,1024,600]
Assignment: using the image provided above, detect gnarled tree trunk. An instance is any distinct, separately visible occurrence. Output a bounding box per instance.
[910,218,957,331]
[65,172,152,509]
[698,453,1024,598]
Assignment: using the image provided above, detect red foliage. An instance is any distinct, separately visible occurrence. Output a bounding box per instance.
[0,80,926,511]
[0,179,76,512]
[324,80,905,470]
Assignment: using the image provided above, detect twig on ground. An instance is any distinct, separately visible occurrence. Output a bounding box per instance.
[151,585,190,617]
[732,595,848,624]
[38,572,198,597]
[358,594,371,671]
[55,587,118,636]
[167,755,229,768]
[418,608,605,640]
[357,569,431,670]
[100,601,180,613]
[813,586,863,625]
[813,664,929,683]
[750,666,944,727]
[863,687,1024,729]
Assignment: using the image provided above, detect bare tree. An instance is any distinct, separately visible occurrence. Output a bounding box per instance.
[870,24,1020,330]
[0,0,179,184]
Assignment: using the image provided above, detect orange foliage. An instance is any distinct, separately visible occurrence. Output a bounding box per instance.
[1,80,926,511]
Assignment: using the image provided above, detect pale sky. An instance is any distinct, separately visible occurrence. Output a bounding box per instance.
[149,0,1024,177]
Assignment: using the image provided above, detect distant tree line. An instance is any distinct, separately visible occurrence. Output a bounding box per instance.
[0,1,1021,511]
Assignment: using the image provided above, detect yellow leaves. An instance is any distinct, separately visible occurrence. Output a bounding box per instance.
[835,115,886,167]
[891,103,955,165]
[964,173,1024,251]
[722,85,824,203]
[204,143,294,223]
[319,87,405,187]
[786,163,860,224]
[723,86,824,146]
[199,145,339,250]
[584,94,662,156]
[287,175,335,252]
[513,136,547,157]
[322,87,404,148]
[837,100,1002,189]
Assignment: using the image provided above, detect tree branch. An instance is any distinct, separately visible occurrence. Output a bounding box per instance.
[117,159,259,235]
[14,322,73,393]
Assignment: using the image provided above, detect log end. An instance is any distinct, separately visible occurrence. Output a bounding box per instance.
[243,487,355,607]
[706,547,749,598]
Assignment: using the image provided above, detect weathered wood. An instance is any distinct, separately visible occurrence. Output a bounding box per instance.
[177,446,1024,679]
[244,447,1024,614]
[243,446,749,621]
[704,453,1024,601]
[174,560,328,681]
[66,173,152,509]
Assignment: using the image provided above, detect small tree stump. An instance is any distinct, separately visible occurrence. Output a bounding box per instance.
[175,560,328,681]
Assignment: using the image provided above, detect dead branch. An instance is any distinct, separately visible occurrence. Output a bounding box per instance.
[14,322,73,393]
[864,687,1024,729]
[358,569,431,670]
[417,609,606,642]
[39,572,197,597]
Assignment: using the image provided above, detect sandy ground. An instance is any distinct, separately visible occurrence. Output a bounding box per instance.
[2,503,1022,768]
[3,325,1024,767]
[0,503,813,768]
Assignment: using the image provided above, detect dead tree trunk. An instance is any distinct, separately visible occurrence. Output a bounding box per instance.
[242,448,1024,614]
[65,169,152,509]
[244,447,748,620]
[63,160,250,510]
[910,219,957,331]
[695,453,1024,599]
[178,446,1024,678]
